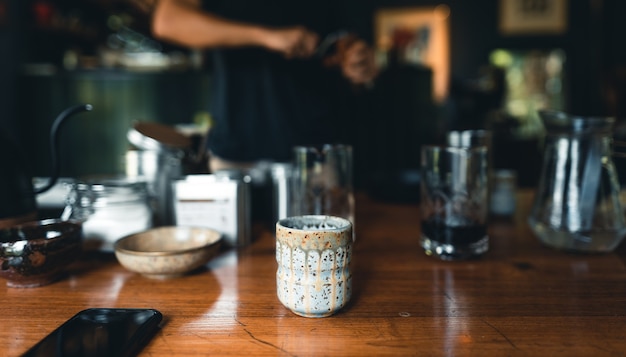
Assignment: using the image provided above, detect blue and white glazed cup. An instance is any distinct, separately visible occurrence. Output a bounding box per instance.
[275,215,353,318]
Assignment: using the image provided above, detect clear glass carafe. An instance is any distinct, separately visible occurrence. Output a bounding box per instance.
[528,111,626,252]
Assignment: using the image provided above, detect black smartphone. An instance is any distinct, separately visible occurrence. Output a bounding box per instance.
[22,308,163,357]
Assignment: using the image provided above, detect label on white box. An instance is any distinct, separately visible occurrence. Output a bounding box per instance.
[173,175,248,246]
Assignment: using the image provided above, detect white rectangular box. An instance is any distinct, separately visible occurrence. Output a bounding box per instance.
[173,174,251,247]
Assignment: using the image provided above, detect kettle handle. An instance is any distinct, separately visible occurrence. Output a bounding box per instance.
[35,104,93,195]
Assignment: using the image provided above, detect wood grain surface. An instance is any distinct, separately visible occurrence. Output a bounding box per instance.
[2,190,626,356]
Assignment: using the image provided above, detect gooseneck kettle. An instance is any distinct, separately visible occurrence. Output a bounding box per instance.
[0,104,92,228]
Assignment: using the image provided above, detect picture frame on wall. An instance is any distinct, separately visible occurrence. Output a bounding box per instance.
[499,0,568,35]
[374,5,450,103]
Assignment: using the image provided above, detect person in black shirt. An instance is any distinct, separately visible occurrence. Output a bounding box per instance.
[151,0,378,170]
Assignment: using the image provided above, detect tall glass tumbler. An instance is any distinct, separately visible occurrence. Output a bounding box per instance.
[290,144,355,233]
[420,145,489,260]
[448,129,495,214]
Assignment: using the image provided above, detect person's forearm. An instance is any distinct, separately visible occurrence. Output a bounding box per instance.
[151,0,270,49]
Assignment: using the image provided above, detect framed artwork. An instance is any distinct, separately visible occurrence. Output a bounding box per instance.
[499,0,568,35]
[374,5,450,103]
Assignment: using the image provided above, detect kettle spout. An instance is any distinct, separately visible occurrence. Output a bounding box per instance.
[35,104,93,195]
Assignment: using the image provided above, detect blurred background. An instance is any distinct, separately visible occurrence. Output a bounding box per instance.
[1,0,625,195]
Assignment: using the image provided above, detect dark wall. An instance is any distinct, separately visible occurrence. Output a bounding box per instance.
[355,0,623,116]
[0,0,22,137]
[11,1,625,120]
[346,0,500,79]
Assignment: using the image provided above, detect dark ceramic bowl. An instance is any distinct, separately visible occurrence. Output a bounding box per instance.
[0,219,83,288]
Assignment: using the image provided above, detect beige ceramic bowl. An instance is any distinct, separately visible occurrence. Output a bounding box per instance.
[114,226,222,279]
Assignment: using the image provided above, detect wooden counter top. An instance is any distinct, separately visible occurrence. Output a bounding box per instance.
[3,190,626,356]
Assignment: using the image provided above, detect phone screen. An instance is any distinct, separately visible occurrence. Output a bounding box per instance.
[22,308,163,357]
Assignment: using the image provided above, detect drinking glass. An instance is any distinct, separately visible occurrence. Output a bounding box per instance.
[420,145,489,260]
[289,144,354,230]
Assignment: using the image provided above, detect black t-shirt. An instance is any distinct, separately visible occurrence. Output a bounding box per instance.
[202,0,350,162]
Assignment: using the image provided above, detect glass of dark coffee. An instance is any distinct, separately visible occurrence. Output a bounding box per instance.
[420,145,489,260]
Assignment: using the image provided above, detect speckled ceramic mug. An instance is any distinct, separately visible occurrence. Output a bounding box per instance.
[276,215,353,318]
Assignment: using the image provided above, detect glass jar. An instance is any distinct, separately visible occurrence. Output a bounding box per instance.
[62,177,153,251]
[490,169,517,217]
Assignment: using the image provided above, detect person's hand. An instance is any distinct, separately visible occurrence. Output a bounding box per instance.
[263,26,319,59]
[325,35,378,86]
